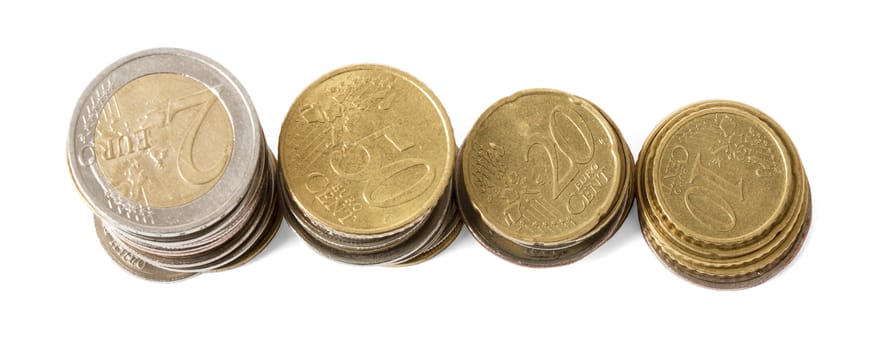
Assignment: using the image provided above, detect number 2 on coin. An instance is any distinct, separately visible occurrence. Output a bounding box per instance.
[525,105,595,200]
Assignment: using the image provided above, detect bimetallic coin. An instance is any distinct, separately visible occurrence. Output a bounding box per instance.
[458,89,634,267]
[94,73,234,209]
[68,48,261,236]
[636,100,811,289]
[93,216,196,282]
[279,64,460,265]
[69,49,280,280]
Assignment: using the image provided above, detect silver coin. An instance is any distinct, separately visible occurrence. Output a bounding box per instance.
[93,216,196,282]
[68,48,261,236]
[71,48,279,280]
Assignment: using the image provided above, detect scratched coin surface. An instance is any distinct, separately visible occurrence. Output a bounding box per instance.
[458,89,634,267]
[95,73,233,208]
[637,100,811,289]
[462,90,623,246]
[69,48,280,280]
[280,64,455,236]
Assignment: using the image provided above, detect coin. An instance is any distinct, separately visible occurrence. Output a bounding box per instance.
[93,216,196,282]
[457,89,634,267]
[69,48,280,280]
[392,210,463,266]
[636,100,811,289]
[279,64,461,265]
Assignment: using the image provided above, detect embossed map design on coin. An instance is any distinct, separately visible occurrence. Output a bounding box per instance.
[637,100,811,289]
[279,64,460,265]
[654,112,791,244]
[281,66,454,235]
[95,73,233,208]
[457,89,634,267]
[464,92,621,246]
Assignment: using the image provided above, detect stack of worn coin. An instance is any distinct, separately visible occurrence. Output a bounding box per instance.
[279,65,460,265]
[456,89,635,267]
[68,49,280,281]
[636,100,811,289]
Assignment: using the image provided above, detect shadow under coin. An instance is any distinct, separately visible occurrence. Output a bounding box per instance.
[583,202,641,264]
[432,226,476,260]
[253,218,300,262]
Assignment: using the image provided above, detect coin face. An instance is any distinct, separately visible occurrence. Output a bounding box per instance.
[95,73,233,208]
[462,90,622,246]
[280,65,455,236]
[652,108,792,245]
[72,49,281,280]
[68,49,261,235]
[637,100,811,288]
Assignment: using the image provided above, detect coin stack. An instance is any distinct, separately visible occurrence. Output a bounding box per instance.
[636,100,811,289]
[278,65,461,265]
[68,49,280,281]
[456,89,635,267]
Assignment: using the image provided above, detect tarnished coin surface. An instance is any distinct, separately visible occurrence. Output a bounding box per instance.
[636,100,811,289]
[69,48,280,280]
[457,89,634,267]
[279,64,460,265]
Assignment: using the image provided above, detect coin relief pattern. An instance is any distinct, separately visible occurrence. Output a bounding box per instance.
[466,93,620,244]
[94,74,233,208]
[282,70,451,234]
[75,78,156,223]
[654,112,789,241]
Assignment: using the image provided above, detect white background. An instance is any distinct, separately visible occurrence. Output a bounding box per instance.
[2,1,887,349]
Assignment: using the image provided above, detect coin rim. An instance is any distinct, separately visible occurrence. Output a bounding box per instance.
[279,64,456,236]
[649,101,793,246]
[459,88,626,246]
[93,216,197,282]
[636,99,812,288]
[68,48,261,236]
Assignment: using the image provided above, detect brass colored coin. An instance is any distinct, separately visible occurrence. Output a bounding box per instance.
[284,175,458,265]
[462,90,623,246]
[278,64,459,265]
[652,106,792,246]
[458,145,634,267]
[95,73,233,208]
[636,100,811,289]
[93,216,196,282]
[392,212,462,266]
[280,64,455,237]
[458,89,634,267]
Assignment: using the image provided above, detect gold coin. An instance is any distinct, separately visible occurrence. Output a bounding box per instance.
[95,73,233,208]
[279,64,460,265]
[636,100,811,288]
[651,105,792,246]
[458,89,634,266]
[392,211,462,267]
[280,65,455,237]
